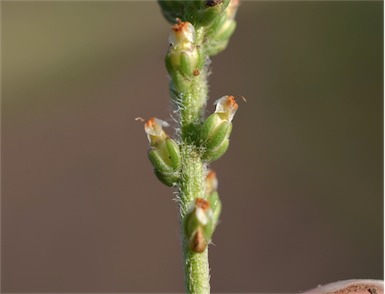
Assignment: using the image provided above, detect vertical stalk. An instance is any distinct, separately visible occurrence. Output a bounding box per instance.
[179,145,209,293]
[176,42,210,292]
[147,1,239,293]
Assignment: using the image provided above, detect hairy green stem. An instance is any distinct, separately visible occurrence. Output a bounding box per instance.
[175,35,210,291]
[176,66,210,292]
[178,145,209,293]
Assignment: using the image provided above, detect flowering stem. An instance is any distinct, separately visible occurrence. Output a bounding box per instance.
[170,24,210,294]
[145,1,239,292]
[178,146,209,293]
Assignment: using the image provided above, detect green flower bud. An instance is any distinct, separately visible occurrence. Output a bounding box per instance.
[200,112,226,148]
[204,0,239,56]
[196,0,230,27]
[184,198,215,253]
[154,168,179,187]
[166,21,202,78]
[200,96,238,162]
[145,118,181,187]
[205,18,236,56]
[147,137,181,173]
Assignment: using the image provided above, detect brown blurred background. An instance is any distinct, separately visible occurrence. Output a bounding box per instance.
[2,1,383,293]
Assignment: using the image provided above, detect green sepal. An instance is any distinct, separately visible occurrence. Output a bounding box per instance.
[166,47,205,80]
[148,138,181,186]
[200,113,232,152]
[194,0,229,27]
[207,120,230,150]
[202,138,229,162]
[166,50,198,77]
[200,113,221,143]
[165,138,181,170]
[154,169,179,187]
[179,51,196,77]
[208,191,221,227]
[205,19,237,56]
[148,148,174,174]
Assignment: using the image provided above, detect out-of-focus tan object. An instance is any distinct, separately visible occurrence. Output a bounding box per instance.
[304,279,383,294]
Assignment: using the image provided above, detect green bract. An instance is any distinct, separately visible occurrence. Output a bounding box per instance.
[201,113,231,150]
[202,138,229,162]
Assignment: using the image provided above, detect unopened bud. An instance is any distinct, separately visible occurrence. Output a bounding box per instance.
[144,118,181,187]
[184,198,215,253]
[204,0,238,56]
[166,21,202,78]
[200,96,238,162]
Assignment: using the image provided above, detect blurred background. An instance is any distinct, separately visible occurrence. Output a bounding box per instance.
[2,1,383,293]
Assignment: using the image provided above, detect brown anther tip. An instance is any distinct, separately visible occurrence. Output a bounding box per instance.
[227,95,239,110]
[172,21,188,32]
[193,69,200,76]
[144,117,155,128]
[195,198,210,211]
[205,0,223,7]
